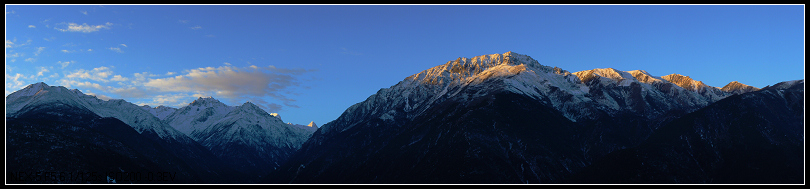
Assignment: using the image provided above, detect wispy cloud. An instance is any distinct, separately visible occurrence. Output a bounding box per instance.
[140,65,313,110]
[57,60,74,69]
[34,47,45,56]
[108,44,127,53]
[6,38,31,48]
[55,22,113,33]
[111,75,128,82]
[136,93,192,108]
[64,66,114,82]
[5,73,28,95]
[28,25,36,28]
[108,47,123,53]
[36,67,49,77]
[190,25,202,30]
[39,64,313,112]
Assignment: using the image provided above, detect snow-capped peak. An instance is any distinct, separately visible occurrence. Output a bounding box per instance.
[234,101,271,116]
[662,73,708,91]
[188,96,225,106]
[5,82,189,140]
[573,68,639,86]
[307,121,318,128]
[403,51,548,86]
[720,81,760,95]
[141,105,178,120]
[164,97,236,136]
[6,82,49,99]
[627,70,665,84]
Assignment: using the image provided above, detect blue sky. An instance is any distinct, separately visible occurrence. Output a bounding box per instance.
[5,5,805,126]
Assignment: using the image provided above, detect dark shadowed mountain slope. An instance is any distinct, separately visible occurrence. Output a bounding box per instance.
[566,83,804,184]
[5,101,247,184]
[5,83,248,183]
[268,76,583,184]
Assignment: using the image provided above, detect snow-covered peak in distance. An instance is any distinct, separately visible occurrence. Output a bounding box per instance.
[661,73,709,92]
[286,122,319,133]
[164,96,236,137]
[721,81,761,95]
[573,68,643,86]
[627,70,666,84]
[403,51,565,86]
[319,51,593,133]
[6,82,49,98]
[5,82,189,140]
[6,82,103,117]
[188,96,225,107]
[321,51,764,134]
[232,101,272,117]
[141,105,178,120]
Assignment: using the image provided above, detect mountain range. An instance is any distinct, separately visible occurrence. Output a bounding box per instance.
[6,83,316,183]
[264,52,803,184]
[6,51,803,184]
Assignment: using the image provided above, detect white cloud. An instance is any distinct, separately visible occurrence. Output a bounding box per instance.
[80,10,88,15]
[25,57,37,63]
[58,60,74,69]
[6,38,31,48]
[73,81,106,91]
[35,47,45,56]
[5,73,27,92]
[65,66,114,82]
[142,65,313,109]
[108,47,123,53]
[6,52,21,58]
[109,86,150,99]
[55,22,113,33]
[36,67,50,77]
[190,25,202,30]
[144,93,192,107]
[28,25,36,28]
[111,75,128,82]
[44,65,312,111]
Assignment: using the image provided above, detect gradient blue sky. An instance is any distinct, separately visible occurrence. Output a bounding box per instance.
[5,5,805,126]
